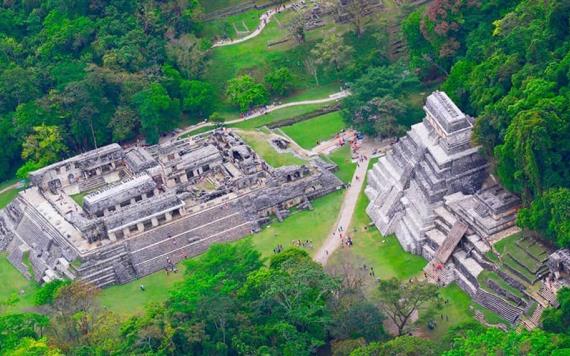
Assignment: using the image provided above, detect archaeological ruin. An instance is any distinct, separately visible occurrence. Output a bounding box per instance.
[365,91,560,328]
[0,129,343,288]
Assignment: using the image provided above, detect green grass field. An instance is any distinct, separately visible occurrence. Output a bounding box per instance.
[233,103,331,128]
[70,192,89,207]
[0,189,19,209]
[0,179,25,209]
[202,8,265,40]
[236,129,305,167]
[98,264,186,317]
[326,145,357,184]
[203,8,344,113]
[248,190,344,259]
[0,254,39,314]
[281,111,346,149]
[329,177,426,281]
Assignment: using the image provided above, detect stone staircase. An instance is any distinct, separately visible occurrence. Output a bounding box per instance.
[79,176,106,192]
[475,289,524,324]
[434,221,468,264]
[75,243,130,288]
[538,286,559,308]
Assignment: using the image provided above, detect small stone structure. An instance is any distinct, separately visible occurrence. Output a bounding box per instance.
[0,129,343,287]
[364,91,557,326]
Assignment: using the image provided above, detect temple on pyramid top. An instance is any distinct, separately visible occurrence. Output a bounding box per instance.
[363,91,554,325]
[365,91,489,255]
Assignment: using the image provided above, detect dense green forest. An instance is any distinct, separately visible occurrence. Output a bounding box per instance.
[1,0,570,354]
[0,0,211,180]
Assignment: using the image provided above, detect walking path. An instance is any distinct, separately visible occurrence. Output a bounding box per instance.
[314,149,371,265]
[0,182,20,195]
[212,2,295,48]
[172,90,350,141]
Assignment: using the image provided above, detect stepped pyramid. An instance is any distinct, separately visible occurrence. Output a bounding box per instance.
[365,91,488,255]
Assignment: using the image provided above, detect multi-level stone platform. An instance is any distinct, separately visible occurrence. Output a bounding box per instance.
[0,129,343,287]
[365,91,562,326]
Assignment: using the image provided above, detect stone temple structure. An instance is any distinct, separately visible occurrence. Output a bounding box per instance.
[365,91,560,326]
[0,130,343,288]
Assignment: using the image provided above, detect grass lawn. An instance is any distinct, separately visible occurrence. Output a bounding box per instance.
[179,102,333,138]
[202,8,265,40]
[328,176,426,281]
[70,192,89,207]
[326,145,357,184]
[236,129,305,167]
[232,103,330,128]
[248,190,344,259]
[477,270,525,300]
[0,254,39,314]
[281,111,346,149]
[204,9,343,113]
[0,178,27,209]
[0,178,19,191]
[282,82,341,103]
[98,264,186,317]
[0,189,20,209]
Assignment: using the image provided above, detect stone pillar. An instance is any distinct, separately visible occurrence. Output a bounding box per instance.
[165,212,172,222]
[151,217,159,227]
[115,204,121,211]
[137,223,145,233]
[96,167,102,176]
[123,228,130,237]
[108,232,117,242]
[131,198,136,204]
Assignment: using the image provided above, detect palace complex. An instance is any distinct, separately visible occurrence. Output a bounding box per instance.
[0,130,343,288]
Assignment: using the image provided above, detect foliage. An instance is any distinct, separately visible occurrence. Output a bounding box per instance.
[442,328,570,355]
[352,96,407,138]
[442,0,570,201]
[0,0,204,181]
[311,33,354,72]
[342,64,420,137]
[132,83,180,144]
[16,125,67,178]
[402,0,518,79]
[0,313,50,352]
[34,280,71,306]
[376,278,439,336]
[351,336,438,356]
[518,188,570,247]
[542,287,570,334]
[180,80,215,117]
[226,75,269,112]
[265,67,294,97]
[47,282,121,354]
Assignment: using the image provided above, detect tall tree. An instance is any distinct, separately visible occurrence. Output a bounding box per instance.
[225,75,268,112]
[376,279,438,336]
[132,83,180,144]
[311,33,354,72]
[19,125,67,177]
[517,188,570,247]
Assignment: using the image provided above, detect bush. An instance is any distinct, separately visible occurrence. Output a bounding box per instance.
[34,280,71,306]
